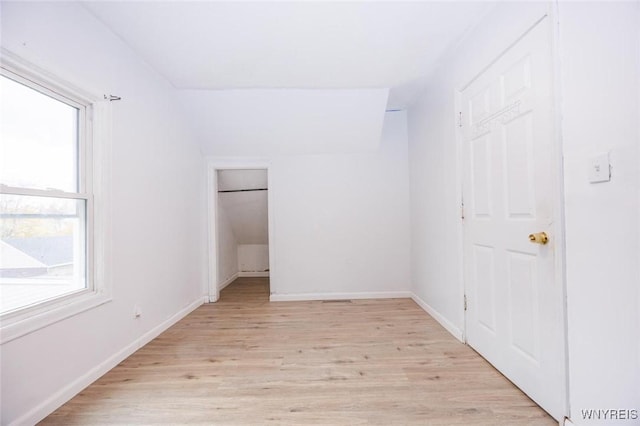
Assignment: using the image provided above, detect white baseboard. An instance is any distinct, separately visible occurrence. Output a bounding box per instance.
[563,418,575,426]
[217,272,239,291]
[410,293,464,342]
[270,291,412,302]
[11,297,204,426]
[238,271,270,277]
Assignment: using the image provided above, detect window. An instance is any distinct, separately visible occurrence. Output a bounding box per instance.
[0,55,109,342]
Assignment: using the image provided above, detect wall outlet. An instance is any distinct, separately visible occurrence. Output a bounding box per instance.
[588,153,611,183]
[133,305,142,319]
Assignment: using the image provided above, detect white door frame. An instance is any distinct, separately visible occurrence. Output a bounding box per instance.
[206,159,275,302]
[454,7,570,419]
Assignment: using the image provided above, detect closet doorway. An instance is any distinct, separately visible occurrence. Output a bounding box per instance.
[208,165,272,302]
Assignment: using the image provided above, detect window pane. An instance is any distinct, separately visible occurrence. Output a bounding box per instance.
[0,194,87,315]
[0,75,79,192]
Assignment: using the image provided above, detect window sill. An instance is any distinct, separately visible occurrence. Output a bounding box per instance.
[0,290,112,344]
[0,48,113,346]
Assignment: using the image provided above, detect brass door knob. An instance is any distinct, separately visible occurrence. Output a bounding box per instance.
[529,232,549,245]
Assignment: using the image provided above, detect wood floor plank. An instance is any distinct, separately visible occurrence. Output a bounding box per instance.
[41,278,554,425]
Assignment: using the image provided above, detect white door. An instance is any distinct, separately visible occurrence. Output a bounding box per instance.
[461,17,565,420]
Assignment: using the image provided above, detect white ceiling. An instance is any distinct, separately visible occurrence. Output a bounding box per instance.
[83,1,493,108]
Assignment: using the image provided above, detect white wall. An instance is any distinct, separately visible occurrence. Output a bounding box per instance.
[269,111,411,298]
[207,110,411,299]
[407,1,640,423]
[181,89,389,156]
[408,2,550,337]
[218,191,269,245]
[216,204,239,287]
[238,244,269,273]
[0,3,206,424]
[558,2,640,423]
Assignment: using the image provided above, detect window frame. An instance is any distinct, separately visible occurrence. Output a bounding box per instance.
[0,51,111,344]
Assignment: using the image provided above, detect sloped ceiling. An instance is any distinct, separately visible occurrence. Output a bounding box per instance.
[218,170,269,245]
[218,169,268,192]
[81,1,493,156]
[178,88,389,156]
[83,1,493,109]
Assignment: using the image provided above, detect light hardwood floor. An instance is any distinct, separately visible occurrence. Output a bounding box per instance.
[42,278,554,425]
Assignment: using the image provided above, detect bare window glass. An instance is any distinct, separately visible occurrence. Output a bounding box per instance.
[0,75,79,192]
[0,72,89,316]
[0,195,87,314]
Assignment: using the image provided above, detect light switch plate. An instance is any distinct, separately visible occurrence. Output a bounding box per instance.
[588,153,611,183]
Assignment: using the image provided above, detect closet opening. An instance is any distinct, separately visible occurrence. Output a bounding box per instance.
[209,167,271,302]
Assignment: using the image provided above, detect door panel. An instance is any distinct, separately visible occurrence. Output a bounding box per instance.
[473,245,497,333]
[471,135,492,217]
[507,250,539,361]
[503,112,536,217]
[462,16,565,420]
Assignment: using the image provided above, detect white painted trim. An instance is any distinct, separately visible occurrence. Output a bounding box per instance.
[0,186,91,199]
[0,293,112,344]
[563,417,575,426]
[265,167,277,296]
[455,8,569,419]
[8,296,205,426]
[454,88,467,340]
[206,158,276,304]
[549,2,571,419]
[270,291,411,302]
[0,48,102,103]
[206,163,219,302]
[0,51,113,344]
[411,293,464,342]
[238,271,270,278]
[218,272,239,292]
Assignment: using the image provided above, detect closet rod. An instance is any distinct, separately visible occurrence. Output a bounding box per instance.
[218,188,268,193]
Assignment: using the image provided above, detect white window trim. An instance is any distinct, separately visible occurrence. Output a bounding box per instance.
[0,49,112,344]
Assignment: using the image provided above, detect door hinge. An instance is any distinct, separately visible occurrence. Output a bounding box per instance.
[464,294,468,311]
[458,111,463,128]
[461,200,465,220]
